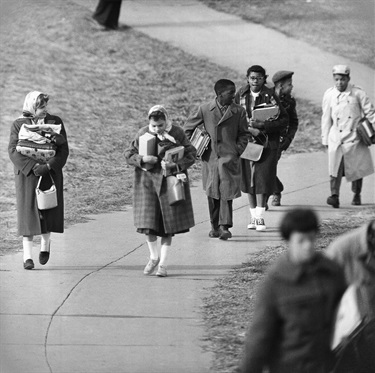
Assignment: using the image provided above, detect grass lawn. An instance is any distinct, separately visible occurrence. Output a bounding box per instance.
[0,0,323,255]
[199,0,375,69]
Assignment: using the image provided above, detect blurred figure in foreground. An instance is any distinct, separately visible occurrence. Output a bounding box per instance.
[93,0,123,30]
[326,220,375,373]
[321,64,375,208]
[238,208,345,373]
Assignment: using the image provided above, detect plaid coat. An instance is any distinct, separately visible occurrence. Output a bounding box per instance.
[125,125,196,235]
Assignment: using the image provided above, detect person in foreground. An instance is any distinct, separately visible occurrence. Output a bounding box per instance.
[238,208,346,373]
[8,91,69,270]
[184,79,249,240]
[321,64,375,208]
[326,220,375,372]
[125,105,195,277]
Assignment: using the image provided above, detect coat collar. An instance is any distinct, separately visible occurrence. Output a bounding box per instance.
[209,99,234,125]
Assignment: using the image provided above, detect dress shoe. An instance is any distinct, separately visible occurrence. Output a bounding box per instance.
[219,226,232,240]
[272,194,281,206]
[39,251,50,265]
[327,195,340,208]
[209,229,220,238]
[24,259,34,270]
[352,194,361,205]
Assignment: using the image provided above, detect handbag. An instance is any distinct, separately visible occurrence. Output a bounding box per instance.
[240,132,268,162]
[357,117,375,146]
[190,126,210,159]
[35,174,58,210]
[166,174,186,206]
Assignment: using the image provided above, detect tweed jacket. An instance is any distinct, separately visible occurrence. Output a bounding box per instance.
[125,124,196,234]
[184,99,249,200]
[8,114,69,236]
[239,253,346,373]
[321,84,375,181]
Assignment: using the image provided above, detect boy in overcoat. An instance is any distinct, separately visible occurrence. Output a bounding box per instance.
[184,79,249,240]
[321,64,375,208]
[238,209,346,373]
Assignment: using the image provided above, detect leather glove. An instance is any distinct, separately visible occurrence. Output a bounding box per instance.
[33,164,50,177]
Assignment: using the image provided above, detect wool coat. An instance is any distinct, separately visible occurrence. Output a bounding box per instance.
[8,114,69,236]
[125,124,196,235]
[239,253,346,373]
[321,84,375,181]
[235,84,288,194]
[184,99,249,200]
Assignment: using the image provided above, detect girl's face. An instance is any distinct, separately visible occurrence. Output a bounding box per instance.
[149,118,166,134]
[288,231,317,264]
[248,72,266,93]
[35,103,48,119]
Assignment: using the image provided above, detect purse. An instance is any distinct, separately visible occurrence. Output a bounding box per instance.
[166,174,186,206]
[240,132,268,162]
[35,174,58,210]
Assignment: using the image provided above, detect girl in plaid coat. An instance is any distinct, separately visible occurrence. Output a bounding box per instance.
[125,105,196,277]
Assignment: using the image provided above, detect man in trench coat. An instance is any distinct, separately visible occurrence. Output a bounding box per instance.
[184,79,249,240]
[321,64,375,208]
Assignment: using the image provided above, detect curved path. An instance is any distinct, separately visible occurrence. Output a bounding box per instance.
[1,1,375,372]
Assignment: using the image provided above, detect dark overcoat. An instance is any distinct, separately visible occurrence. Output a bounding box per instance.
[8,114,69,236]
[235,84,288,194]
[125,125,196,235]
[239,253,346,373]
[184,100,249,200]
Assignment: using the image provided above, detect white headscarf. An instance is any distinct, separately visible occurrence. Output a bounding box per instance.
[20,91,48,121]
[148,105,176,143]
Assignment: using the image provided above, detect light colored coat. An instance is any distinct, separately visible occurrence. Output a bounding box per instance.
[321,84,375,181]
[184,100,249,200]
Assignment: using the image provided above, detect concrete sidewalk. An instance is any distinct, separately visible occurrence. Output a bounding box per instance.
[1,152,374,373]
[74,0,374,104]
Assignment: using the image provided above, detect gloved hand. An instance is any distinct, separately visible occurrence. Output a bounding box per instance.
[280,138,291,152]
[33,164,50,177]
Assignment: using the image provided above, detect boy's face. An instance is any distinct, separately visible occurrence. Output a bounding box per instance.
[217,86,236,106]
[281,78,293,96]
[333,74,350,92]
[288,231,317,264]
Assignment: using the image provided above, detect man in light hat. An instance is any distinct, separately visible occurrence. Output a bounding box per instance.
[270,70,299,206]
[321,65,375,208]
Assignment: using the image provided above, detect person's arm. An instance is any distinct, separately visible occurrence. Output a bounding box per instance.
[281,98,299,151]
[184,105,204,140]
[8,119,38,176]
[47,118,69,172]
[355,88,375,128]
[236,109,250,155]
[239,276,280,373]
[321,89,333,146]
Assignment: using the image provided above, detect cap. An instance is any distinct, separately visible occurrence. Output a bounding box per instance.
[332,65,350,75]
[272,70,294,84]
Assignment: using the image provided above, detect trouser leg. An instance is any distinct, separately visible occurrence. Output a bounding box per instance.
[208,197,220,229]
[330,158,344,196]
[219,199,233,228]
[352,179,363,194]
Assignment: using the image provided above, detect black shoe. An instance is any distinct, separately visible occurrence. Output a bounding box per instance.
[352,194,361,205]
[327,195,340,208]
[219,226,232,240]
[24,259,34,270]
[39,251,50,265]
[272,194,281,206]
[209,229,220,238]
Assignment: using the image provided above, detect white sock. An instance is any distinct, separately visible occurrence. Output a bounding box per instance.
[255,207,266,219]
[250,208,257,219]
[23,238,33,262]
[41,233,51,252]
[159,243,170,267]
[146,239,159,260]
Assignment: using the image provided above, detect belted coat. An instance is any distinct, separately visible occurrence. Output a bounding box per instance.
[125,124,196,235]
[184,99,249,200]
[321,84,375,181]
[8,114,69,236]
